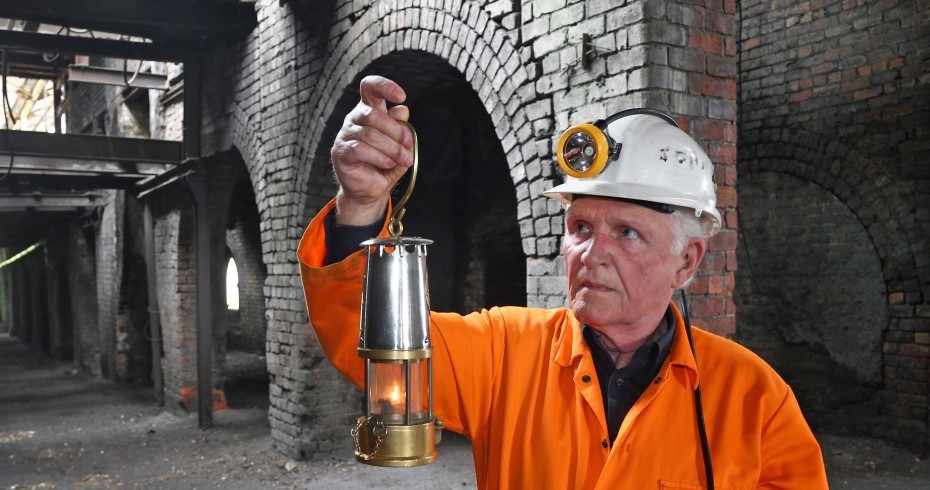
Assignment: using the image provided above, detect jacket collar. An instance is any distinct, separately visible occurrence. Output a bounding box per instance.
[554,302,700,389]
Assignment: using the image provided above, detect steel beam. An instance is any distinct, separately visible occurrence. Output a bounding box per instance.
[182,57,213,430]
[187,171,213,430]
[0,130,182,164]
[135,158,195,198]
[3,51,70,79]
[68,65,168,90]
[0,154,167,177]
[0,30,187,62]
[0,193,101,210]
[0,0,257,42]
[0,173,145,191]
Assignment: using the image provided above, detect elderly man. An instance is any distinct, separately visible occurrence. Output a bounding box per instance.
[298,76,828,489]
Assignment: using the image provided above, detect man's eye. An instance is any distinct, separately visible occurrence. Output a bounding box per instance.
[621,228,640,239]
[573,222,591,234]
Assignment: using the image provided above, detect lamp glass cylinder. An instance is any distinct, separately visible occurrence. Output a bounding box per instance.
[367,359,428,424]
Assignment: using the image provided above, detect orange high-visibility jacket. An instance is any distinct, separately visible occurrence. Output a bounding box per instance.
[298,200,828,489]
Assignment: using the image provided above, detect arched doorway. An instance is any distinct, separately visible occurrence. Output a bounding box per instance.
[223,166,269,410]
[735,171,886,433]
[347,51,527,313]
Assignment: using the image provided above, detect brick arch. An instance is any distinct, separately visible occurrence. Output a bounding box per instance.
[739,128,928,447]
[292,1,547,246]
[739,128,918,283]
[228,108,270,252]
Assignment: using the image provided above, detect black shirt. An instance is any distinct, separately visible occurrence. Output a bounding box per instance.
[582,308,675,444]
[322,209,382,265]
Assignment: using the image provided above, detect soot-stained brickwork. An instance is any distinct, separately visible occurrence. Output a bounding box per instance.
[68,220,100,372]
[29,0,930,458]
[737,0,930,448]
[189,0,738,457]
[30,0,743,459]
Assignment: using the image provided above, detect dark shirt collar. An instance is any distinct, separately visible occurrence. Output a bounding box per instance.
[582,307,675,375]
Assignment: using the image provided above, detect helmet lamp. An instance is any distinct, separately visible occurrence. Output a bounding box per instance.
[556,123,612,178]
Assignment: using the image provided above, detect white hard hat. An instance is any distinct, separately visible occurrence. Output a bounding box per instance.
[542,109,722,237]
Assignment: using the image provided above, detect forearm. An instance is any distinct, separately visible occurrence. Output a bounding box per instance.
[298,199,386,386]
[335,189,389,226]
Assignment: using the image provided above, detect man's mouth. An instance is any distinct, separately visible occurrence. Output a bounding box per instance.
[580,280,612,292]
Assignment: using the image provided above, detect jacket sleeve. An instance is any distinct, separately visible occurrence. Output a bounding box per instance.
[757,386,829,489]
[297,198,499,439]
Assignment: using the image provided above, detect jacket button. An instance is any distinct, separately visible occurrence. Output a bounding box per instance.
[601,440,609,448]
[653,376,662,384]
[582,375,591,383]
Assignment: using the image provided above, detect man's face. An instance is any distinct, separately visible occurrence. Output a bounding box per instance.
[563,196,685,332]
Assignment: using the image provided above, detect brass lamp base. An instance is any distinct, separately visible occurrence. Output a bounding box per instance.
[352,415,444,467]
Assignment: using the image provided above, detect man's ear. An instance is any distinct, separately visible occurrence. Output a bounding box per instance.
[672,238,706,288]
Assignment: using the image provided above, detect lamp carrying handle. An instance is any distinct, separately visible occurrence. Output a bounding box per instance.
[388,121,419,238]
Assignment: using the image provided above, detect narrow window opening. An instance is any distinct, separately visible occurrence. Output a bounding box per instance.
[226,257,239,310]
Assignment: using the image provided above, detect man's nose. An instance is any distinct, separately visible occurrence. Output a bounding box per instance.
[580,236,608,267]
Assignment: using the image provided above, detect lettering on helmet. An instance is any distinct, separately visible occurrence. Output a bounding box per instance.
[657,147,705,170]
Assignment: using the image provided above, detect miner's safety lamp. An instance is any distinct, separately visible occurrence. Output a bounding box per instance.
[351,122,443,467]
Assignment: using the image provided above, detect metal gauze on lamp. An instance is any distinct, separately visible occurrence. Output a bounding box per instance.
[351,122,443,467]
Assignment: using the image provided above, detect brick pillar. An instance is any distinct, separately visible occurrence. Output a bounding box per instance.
[667,0,738,335]
[154,204,199,410]
[535,0,739,333]
[69,221,100,370]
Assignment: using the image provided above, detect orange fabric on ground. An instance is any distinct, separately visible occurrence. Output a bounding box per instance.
[298,199,828,489]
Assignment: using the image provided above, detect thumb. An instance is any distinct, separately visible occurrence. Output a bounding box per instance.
[360,76,406,112]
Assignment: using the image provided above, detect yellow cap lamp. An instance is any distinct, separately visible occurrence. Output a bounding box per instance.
[556,109,685,179]
[352,122,443,467]
[556,122,614,178]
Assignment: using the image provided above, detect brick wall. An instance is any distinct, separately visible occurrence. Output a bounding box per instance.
[152,195,198,409]
[523,0,739,332]
[56,0,738,458]
[94,190,124,380]
[114,196,152,382]
[177,0,738,457]
[68,219,100,371]
[738,0,930,448]
[736,171,886,433]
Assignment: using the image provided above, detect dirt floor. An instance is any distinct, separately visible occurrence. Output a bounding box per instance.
[2,334,929,489]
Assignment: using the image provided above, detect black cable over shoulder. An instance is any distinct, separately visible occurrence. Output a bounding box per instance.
[680,289,714,490]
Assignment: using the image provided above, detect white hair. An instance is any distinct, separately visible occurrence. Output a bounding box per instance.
[669,206,704,288]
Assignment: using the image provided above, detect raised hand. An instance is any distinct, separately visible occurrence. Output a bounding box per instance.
[330,75,414,225]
